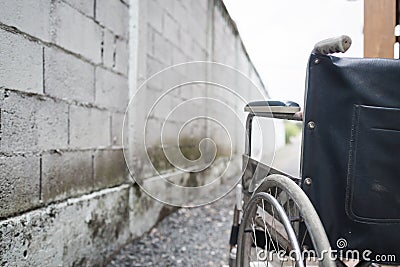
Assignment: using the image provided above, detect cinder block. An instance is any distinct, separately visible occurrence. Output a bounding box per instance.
[95,68,128,111]
[172,46,186,65]
[179,29,193,56]
[189,1,207,27]
[147,0,163,33]
[0,184,131,266]
[0,155,40,218]
[93,149,128,190]
[162,0,175,16]
[115,38,129,75]
[51,1,101,63]
[153,32,172,65]
[147,88,175,121]
[0,92,37,152]
[41,150,93,203]
[146,25,155,56]
[111,112,127,147]
[146,54,165,77]
[178,0,193,12]
[172,1,188,29]
[35,98,69,150]
[0,29,43,94]
[63,0,94,17]
[95,0,128,38]
[0,0,51,41]
[44,47,95,103]
[129,185,164,238]
[143,117,162,147]
[189,24,207,50]
[0,88,4,105]
[0,92,68,152]
[162,67,186,97]
[163,13,180,42]
[102,29,115,69]
[197,0,208,11]
[192,40,207,61]
[145,62,164,92]
[69,105,110,148]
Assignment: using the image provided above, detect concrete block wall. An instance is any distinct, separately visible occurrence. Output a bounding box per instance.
[134,0,275,184]
[0,0,132,265]
[1,0,275,265]
[121,0,281,223]
[1,185,134,267]
[211,1,285,159]
[0,0,129,219]
[132,0,210,184]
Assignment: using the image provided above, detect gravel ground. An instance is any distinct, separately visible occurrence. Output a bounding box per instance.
[107,139,300,267]
[107,189,235,267]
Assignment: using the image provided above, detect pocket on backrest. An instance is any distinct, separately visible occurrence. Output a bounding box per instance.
[346,105,400,223]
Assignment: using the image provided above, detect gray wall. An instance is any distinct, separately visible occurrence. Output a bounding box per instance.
[127,0,278,207]
[0,0,276,265]
[0,0,132,265]
[0,0,129,219]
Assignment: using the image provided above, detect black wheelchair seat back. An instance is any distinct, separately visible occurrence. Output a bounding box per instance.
[301,53,400,263]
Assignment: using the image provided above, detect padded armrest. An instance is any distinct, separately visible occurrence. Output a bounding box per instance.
[244,100,300,114]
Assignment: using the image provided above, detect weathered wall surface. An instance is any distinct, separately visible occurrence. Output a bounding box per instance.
[0,0,133,265]
[0,0,129,219]
[129,0,278,207]
[0,0,276,265]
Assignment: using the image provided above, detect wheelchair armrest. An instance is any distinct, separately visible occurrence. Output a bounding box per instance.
[244,100,300,114]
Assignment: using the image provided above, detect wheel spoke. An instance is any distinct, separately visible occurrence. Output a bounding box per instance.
[251,218,259,262]
[261,206,278,253]
[237,175,332,267]
[272,202,279,251]
[301,228,309,248]
[262,199,268,252]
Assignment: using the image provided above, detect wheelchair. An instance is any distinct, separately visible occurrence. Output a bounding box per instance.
[228,36,400,267]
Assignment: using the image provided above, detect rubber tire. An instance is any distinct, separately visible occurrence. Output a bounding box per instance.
[236,191,304,267]
[237,174,336,267]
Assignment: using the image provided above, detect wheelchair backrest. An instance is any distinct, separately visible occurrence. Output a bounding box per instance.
[301,54,400,263]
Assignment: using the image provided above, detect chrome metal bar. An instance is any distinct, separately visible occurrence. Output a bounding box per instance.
[259,192,304,267]
[251,112,302,121]
[244,113,254,156]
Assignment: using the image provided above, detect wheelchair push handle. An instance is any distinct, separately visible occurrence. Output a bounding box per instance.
[313,35,352,55]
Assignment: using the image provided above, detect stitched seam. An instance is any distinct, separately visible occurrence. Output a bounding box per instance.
[345,105,359,220]
[347,105,400,224]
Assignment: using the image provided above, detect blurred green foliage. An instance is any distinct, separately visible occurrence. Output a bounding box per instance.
[285,121,302,144]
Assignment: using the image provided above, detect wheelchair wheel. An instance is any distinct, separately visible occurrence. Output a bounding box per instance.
[236,174,336,267]
[236,191,304,267]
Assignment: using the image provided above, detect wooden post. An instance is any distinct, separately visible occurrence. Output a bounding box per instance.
[364,0,396,58]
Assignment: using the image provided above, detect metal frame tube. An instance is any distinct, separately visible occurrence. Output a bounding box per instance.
[244,113,254,157]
